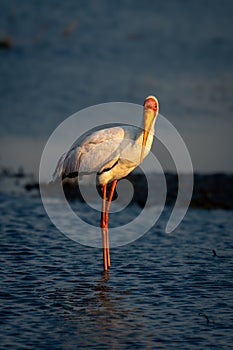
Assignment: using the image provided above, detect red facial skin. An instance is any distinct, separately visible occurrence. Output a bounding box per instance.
[144,98,158,113]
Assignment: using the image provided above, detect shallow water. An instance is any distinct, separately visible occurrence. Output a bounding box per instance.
[0,2,233,346]
[1,190,233,349]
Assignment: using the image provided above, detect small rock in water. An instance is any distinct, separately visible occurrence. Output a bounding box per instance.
[199,312,210,323]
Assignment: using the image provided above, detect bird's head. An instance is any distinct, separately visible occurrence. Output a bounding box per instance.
[143,95,159,113]
[140,95,159,163]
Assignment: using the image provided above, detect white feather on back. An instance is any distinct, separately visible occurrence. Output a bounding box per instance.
[53,126,125,179]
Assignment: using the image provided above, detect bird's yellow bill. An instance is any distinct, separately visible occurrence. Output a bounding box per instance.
[140,130,149,163]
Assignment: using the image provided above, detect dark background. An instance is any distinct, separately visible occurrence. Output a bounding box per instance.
[0,0,232,175]
[1,3,233,349]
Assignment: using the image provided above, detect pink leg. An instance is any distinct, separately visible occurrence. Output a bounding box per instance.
[101,184,108,271]
[105,180,117,268]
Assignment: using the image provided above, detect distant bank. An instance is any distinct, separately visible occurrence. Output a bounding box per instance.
[0,168,232,209]
[35,172,233,210]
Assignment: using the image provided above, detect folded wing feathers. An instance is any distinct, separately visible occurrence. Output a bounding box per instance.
[52,152,66,180]
[52,127,125,181]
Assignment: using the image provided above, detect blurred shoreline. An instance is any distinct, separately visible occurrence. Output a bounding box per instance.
[1,167,232,210]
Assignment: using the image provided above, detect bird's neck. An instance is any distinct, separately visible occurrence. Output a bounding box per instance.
[140,109,156,139]
[136,109,156,160]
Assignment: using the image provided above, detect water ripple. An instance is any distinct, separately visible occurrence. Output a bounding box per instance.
[0,192,233,349]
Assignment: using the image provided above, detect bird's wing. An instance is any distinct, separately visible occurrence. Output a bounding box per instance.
[53,126,125,180]
[52,152,67,180]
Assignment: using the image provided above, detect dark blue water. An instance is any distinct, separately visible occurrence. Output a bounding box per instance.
[0,0,233,347]
[0,0,233,173]
[1,0,232,137]
[1,188,233,349]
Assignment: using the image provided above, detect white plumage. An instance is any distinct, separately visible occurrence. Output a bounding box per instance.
[53,112,158,185]
[53,95,159,271]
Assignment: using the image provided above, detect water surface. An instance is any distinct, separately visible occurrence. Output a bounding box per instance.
[1,191,233,349]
